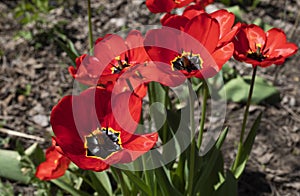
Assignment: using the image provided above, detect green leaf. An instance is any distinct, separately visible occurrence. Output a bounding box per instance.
[54,38,79,66]
[246,76,280,104]
[24,142,45,166]
[166,109,190,150]
[15,30,33,40]
[194,147,224,195]
[251,0,261,9]
[171,156,186,193]
[148,82,170,143]
[150,150,182,196]
[233,113,262,179]
[226,5,243,22]
[221,64,237,83]
[93,171,112,195]
[159,108,185,188]
[219,76,280,104]
[0,179,14,196]
[155,166,182,196]
[191,77,203,93]
[215,170,238,196]
[87,171,110,196]
[263,23,273,31]
[252,18,262,26]
[122,170,151,195]
[220,0,231,6]
[148,82,166,104]
[0,149,31,184]
[215,127,229,150]
[193,128,228,195]
[252,17,273,31]
[51,179,90,196]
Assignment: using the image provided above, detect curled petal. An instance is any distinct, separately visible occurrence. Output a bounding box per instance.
[265,28,298,58]
[35,138,70,180]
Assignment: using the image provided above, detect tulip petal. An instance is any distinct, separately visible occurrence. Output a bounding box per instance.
[184,13,220,53]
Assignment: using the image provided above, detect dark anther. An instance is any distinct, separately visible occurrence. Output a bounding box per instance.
[247,44,267,62]
[246,52,266,62]
[125,55,129,64]
[85,128,121,159]
[172,53,202,73]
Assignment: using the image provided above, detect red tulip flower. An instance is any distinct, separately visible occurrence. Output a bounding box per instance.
[146,0,193,13]
[193,0,214,7]
[50,87,158,171]
[233,24,298,67]
[146,0,214,13]
[159,8,240,70]
[161,6,240,48]
[144,10,238,80]
[144,27,218,80]
[35,138,70,180]
[68,30,149,97]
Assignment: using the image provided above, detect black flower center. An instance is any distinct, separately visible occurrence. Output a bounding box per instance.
[247,44,268,62]
[247,52,267,62]
[171,51,203,73]
[84,127,121,160]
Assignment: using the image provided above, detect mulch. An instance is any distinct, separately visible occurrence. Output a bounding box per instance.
[0,0,299,195]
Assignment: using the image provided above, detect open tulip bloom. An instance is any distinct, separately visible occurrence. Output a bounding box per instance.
[161,6,241,51]
[68,30,150,94]
[48,87,158,171]
[144,9,239,80]
[233,24,298,67]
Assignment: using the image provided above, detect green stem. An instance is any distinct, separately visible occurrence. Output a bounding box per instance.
[147,82,155,135]
[187,79,196,196]
[142,155,151,188]
[197,82,208,149]
[163,85,172,110]
[111,167,130,195]
[232,65,257,172]
[162,86,170,143]
[87,0,93,52]
[139,94,154,195]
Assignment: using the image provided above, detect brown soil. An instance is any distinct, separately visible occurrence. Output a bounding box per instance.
[0,0,299,195]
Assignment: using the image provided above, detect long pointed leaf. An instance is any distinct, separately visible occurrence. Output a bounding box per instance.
[193,128,228,195]
[215,170,238,196]
[54,38,79,66]
[216,127,229,150]
[233,112,262,179]
[122,170,151,195]
[150,150,182,196]
[87,171,110,196]
[51,179,90,196]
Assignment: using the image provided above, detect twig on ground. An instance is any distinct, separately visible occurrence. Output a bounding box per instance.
[281,105,300,123]
[0,127,45,142]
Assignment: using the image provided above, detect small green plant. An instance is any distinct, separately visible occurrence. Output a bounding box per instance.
[13,0,65,44]
[0,179,14,196]
[14,0,52,25]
